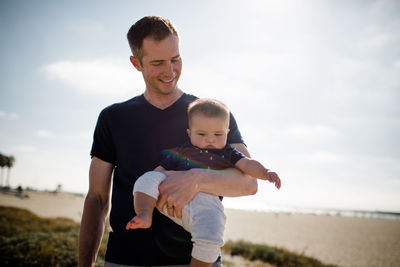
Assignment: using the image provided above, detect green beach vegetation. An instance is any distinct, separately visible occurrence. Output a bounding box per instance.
[0,206,336,267]
[0,206,106,267]
[223,240,337,267]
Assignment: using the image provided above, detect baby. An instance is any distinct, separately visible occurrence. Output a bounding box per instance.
[126,98,281,266]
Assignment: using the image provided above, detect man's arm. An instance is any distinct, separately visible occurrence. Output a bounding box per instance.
[156,143,258,218]
[78,157,113,267]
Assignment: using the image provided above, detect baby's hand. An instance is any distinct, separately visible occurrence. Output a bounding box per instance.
[265,170,281,189]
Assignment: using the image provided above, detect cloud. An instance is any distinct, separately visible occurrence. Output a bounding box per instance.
[15,146,37,152]
[281,124,340,140]
[303,151,347,164]
[42,59,143,95]
[36,130,55,138]
[394,59,400,68]
[0,111,19,120]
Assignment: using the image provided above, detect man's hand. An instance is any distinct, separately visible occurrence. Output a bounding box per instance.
[156,169,200,218]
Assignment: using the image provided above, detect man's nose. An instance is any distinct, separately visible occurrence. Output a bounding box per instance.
[163,62,175,77]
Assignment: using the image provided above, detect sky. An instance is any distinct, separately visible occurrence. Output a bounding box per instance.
[1,0,399,212]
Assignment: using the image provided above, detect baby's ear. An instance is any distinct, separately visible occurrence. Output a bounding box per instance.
[187,129,191,136]
[227,128,230,133]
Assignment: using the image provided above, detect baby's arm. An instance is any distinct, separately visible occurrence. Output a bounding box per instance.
[235,158,281,189]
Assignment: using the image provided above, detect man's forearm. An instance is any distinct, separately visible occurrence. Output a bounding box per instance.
[156,142,258,217]
[194,167,258,197]
[78,195,109,267]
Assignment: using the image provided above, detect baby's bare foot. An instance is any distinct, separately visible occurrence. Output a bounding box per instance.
[126,212,152,230]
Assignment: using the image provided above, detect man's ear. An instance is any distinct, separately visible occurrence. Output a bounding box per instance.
[130,56,142,71]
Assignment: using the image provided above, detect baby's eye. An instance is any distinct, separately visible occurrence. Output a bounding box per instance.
[215,134,223,136]
[197,133,205,136]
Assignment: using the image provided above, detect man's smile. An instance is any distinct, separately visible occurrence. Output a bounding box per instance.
[160,77,175,83]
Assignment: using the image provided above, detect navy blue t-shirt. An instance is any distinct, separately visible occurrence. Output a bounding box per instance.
[90,93,244,265]
[160,142,245,171]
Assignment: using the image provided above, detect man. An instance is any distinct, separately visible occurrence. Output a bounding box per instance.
[78,16,257,267]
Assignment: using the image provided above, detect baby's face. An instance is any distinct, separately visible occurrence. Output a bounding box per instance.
[187,114,229,149]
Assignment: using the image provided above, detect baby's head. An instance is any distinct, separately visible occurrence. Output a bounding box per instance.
[187,98,230,149]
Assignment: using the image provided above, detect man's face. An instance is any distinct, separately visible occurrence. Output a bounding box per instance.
[131,34,182,95]
[187,114,230,150]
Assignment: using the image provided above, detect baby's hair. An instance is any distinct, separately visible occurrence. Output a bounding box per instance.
[187,98,230,127]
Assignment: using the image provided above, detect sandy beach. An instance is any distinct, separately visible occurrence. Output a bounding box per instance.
[224,209,400,267]
[1,190,399,267]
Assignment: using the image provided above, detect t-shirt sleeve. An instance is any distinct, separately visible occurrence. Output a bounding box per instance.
[227,112,245,145]
[227,146,246,165]
[159,149,179,170]
[90,108,116,164]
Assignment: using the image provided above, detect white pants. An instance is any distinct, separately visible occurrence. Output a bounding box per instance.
[133,171,226,263]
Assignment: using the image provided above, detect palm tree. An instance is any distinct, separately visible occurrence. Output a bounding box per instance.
[0,153,7,187]
[5,156,15,186]
[0,153,15,187]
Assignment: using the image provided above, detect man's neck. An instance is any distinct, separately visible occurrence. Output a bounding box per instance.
[143,88,183,110]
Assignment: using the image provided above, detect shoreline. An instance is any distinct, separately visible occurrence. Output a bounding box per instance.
[3,187,398,221]
[224,205,400,221]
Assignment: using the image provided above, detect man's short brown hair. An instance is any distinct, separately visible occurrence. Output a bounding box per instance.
[127,16,179,60]
[187,98,230,127]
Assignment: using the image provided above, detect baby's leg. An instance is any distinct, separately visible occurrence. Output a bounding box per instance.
[186,193,226,265]
[126,171,166,230]
[190,257,213,267]
[126,192,156,229]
